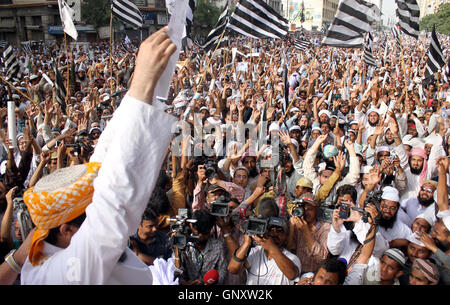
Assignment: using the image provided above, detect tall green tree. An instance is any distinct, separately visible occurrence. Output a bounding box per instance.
[81,0,113,29]
[419,3,450,35]
[193,0,222,37]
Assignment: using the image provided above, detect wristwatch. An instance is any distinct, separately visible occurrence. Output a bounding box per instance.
[5,249,22,274]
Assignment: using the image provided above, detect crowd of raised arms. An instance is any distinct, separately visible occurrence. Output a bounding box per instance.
[0,28,449,285]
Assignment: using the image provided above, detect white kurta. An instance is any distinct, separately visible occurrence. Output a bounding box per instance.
[21,94,176,284]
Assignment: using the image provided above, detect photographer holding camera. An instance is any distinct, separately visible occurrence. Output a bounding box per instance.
[227,199,301,285]
[173,209,227,285]
[192,162,245,212]
[287,193,330,275]
[327,185,389,271]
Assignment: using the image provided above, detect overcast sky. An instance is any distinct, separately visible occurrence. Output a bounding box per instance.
[382,0,396,24]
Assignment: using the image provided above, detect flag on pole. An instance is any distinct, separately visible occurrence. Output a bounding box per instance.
[227,0,289,40]
[391,25,402,49]
[423,25,445,83]
[363,32,376,66]
[58,0,78,40]
[322,0,380,48]
[54,65,67,113]
[294,38,312,52]
[396,0,420,39]
[201,2,229,52]
[182,0,197,48]
[2,44,20,81]
[112,0,144,29]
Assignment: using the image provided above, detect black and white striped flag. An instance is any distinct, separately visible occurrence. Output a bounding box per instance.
[202,2,229,52]
[182,0,197,49]
[363,32,376,66]
[424,25,445,82]
[0,41,8,49]
[294,38,312,52]
[227,0,288,40]
[2,44,20,81]
[111,0,143,29]
[396,0,420,39]
[54,65,67,113]
[322,0,380,48]
[391,26,402,49]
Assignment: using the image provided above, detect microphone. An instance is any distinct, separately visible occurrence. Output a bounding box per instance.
[203,269,219,285]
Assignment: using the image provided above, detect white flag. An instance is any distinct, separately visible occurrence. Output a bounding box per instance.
[58,0,78,40]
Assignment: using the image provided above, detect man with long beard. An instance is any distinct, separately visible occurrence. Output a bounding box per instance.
[398,180,437,228]
[376,186,412,249]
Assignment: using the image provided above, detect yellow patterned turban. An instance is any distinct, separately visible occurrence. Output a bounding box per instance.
[23,162,101,266]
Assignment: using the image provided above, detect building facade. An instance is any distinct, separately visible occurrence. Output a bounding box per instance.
[283,0,339,32]
[418,0,449,19]
[0,0,168,44]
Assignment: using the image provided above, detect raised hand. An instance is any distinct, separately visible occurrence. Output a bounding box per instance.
[279,129,292,146]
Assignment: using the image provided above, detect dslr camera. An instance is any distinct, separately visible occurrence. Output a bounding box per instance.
[291,198,306,218]
[349,190,382,223]
[168,208,198,249]
[204,160,218,180]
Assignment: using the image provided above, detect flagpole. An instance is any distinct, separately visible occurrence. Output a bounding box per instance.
[109,10,114,95]
[199,28,226,85]
[0,74,34,102]
[64,32,70,100]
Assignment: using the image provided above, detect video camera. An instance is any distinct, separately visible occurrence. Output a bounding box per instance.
[210,195,231,217]
[65,130,93,156]
[168,208,198,249]
[244,216,286,237]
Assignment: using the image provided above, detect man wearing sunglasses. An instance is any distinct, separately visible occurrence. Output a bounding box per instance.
[398,180,438,228]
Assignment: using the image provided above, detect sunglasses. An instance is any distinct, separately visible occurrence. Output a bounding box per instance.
[420,187,434,193]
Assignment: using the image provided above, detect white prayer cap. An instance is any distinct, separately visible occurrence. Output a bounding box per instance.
[290,107,300,113]
[360,165,373,174]
[199,106,209,112]
[383,248,406,266]
[349,120,359,125]
[381,186,400,202]
[376,146,390,153]
[415,213,433,226]
[12,94,20,99]
[367,107,380,115]
[30,74,39,81]
[312,126,322,132]
[408,232,426,247]
[442,215,450,232]
[289,125,301,132]
[318,109,331,118]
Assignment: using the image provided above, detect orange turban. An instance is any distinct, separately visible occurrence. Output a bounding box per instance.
[23,162,101,266]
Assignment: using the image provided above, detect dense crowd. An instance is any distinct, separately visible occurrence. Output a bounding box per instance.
[0,28,449,285]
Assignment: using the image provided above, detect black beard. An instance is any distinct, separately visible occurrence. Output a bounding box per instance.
[78,75,86,81]
[379,212,397,230]
[284,166,294,177]
[368,119,379,127]
[417,196,434,207]
[385,138,395,145]
[410,166,423,175]
[249,166,259,178]
[344,222,355,231]
[436,239,450,252]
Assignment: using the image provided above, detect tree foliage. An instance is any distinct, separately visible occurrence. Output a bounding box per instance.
[419,3,450,35]
[81,0,112,29]
[193,0,222,37]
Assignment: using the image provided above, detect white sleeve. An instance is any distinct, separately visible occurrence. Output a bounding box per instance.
[50,94,176,284]
[344,264,367,285]
[327,224,347,256]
